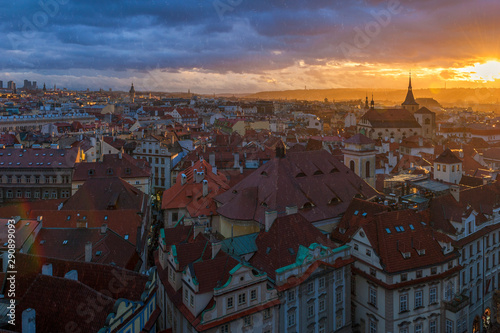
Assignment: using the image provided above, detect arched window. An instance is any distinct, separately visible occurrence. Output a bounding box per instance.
[350,160,355,172]
[366,161,370,178]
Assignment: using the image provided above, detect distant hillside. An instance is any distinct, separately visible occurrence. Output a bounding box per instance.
[245,88,500,109]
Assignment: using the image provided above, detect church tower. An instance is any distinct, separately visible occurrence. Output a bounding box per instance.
[343,133,376,188]
[129,83,136,103]
[401,72,419,112]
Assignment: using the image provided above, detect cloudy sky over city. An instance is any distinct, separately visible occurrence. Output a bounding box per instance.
[1,0,500,93]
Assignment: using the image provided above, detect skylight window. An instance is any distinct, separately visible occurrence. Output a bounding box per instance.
[124,234,129,240]
[385,228,391,234]
[354,210,359,216]
[395,226,404,232]
[409,224,415,230]
[362,212,368,217]
[62,240,68,245]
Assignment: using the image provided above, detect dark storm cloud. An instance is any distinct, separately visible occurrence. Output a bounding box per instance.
[0,0,499,89]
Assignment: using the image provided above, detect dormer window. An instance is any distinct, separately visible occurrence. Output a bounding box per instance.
[125,168,131,174]
[106,168,113,175]
[88,169,95,176]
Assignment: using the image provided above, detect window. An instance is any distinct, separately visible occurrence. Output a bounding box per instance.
[307,282,314,294]
[415,323,423,333]
[400,327,409,333]
[16,190,22,198]
[307,304,314,318]
[25,191,31,198]
[400,294,408,312]
[288,290,295,302]
[190,295,194,308]
[430,320,437,333]
[319,323,325,333]
[369,287,377,307]
[336,270,343,281]
[415,290,423,308]
[431,267,437,275]
[336,313,343,329]
[437,164,441,171]
[430,287,437,304]
[184,289,188,301]
[238,293,246,305]
[350,160,355,172]
[34,191,40,198]
[250,289,257,301]
[370,268,376,277]
[401,273,408,282]
[354,243,358,251]
[369,319,377,333]
[287,313,296,327]
[366,161,371,178]
[319,277,325,289]
[452,165,455,172]
[243,315,252,327]
[319,299,325,312]
[366,249,372,256]
[446,320,453,333]
[443,165,446,172]
[263,308,271,319]
[220,324,229,333]
[227,297,233,308]
[416,270,422,278]
[470,244,473,256]
[51,190,57,199]
[336,287,343,304]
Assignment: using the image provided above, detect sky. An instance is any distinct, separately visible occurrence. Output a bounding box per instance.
[1,0,500,93]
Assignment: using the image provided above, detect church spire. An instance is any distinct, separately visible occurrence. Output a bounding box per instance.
[402,71,418,112]
[370,94,374,109]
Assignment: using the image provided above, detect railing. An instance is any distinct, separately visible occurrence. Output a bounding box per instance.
[443,292,469,313]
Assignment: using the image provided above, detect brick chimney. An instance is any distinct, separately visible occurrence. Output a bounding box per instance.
[450,185,460,202]
[265,210,278,232]
[85,242,92,262]
[209,153,216,167]
[233,153,240,168]
[100,224,107,234]
[202,179,208,197]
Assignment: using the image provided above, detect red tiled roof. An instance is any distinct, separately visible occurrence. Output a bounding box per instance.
[162,159,230,216]
[62,177,147,211]
[29,227,140,269]
[250,213,337,280]
[73,153,150,180]
[360,109,421,128]
[215,150,379,224]
[29,209,142,245]
[344,133,374,145]
[0,147,80,169]
[434,148,462,164]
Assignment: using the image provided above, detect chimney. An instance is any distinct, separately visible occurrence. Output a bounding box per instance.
[286,206,298,215]
[22,308,36,333]
[101,224,107,234]
[193,169,197,182]
[233,153,240,168]
[202,179,208,197]
[85,242,92,262]
[212,241,222,259]
[265,210,278,232]
[118,151,122,159]
[212,166,217,175]
[42,263,53,276]
[240,165,243,174]
[194,224,204,239]
[209,153,216,167]
[181,173,187,185]
[450,185,460,202]
[418,136,423,147]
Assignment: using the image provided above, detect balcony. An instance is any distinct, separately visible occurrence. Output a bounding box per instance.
[443,293,469,313]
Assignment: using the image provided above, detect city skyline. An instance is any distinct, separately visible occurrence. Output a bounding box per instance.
[1,0,500,93]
